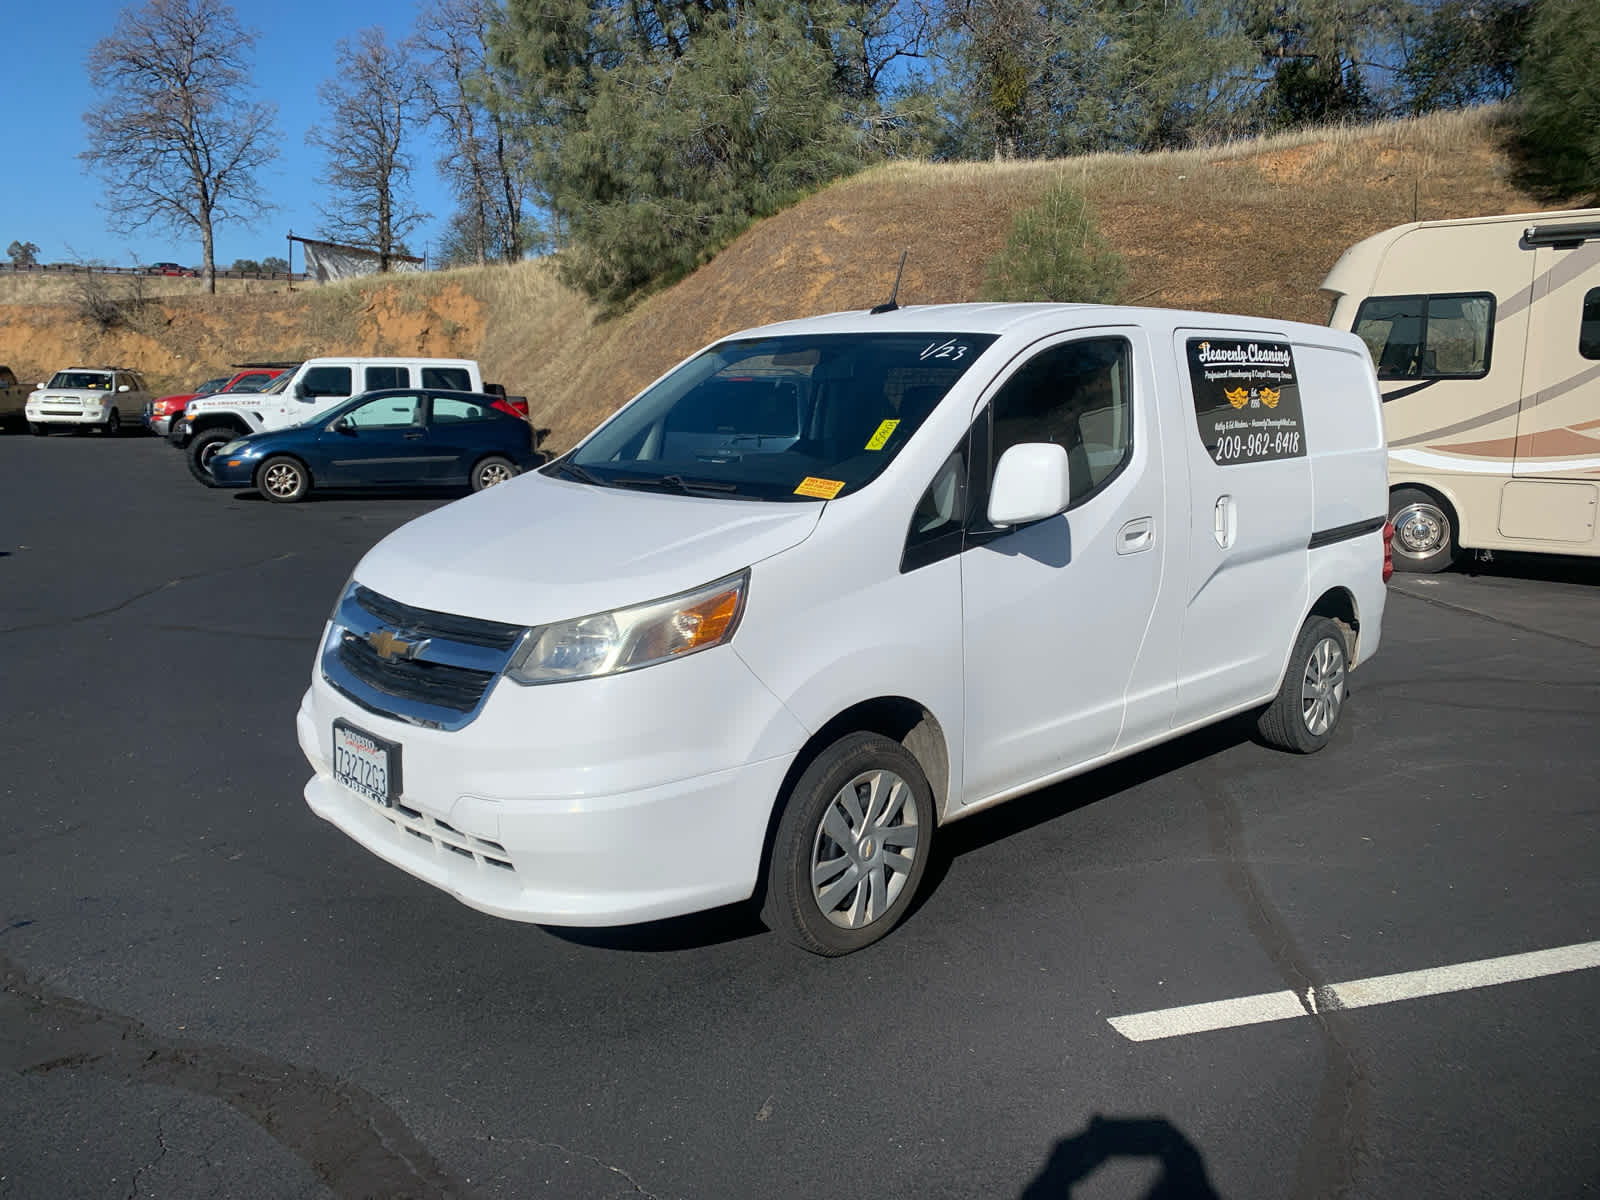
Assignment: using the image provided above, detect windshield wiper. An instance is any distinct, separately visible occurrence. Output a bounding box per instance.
[612,474,739,495]
[548,459,608,487]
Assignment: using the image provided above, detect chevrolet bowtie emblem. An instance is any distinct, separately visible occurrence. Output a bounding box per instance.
[367,629,429,661]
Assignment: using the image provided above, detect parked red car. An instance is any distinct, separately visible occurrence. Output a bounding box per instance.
[147,262,198,277]
[145,365,291,436]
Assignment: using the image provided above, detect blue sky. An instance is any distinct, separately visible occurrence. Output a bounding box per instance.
[6,0,459,271]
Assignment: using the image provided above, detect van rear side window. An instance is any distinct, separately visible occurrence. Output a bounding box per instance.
[1353,292,1495,379]
[1581,289,1600,360]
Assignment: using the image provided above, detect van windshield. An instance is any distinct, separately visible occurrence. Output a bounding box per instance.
[559,332,997,501]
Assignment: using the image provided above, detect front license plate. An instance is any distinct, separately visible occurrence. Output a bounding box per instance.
[332,720,401,807]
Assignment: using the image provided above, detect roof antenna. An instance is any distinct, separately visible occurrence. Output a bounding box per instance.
[869,250,908,314]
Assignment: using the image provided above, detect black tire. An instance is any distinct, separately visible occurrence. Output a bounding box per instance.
[29,422,48,436]
[256,455,309,503]
[1257,616,1349,755]
[471,455,518,491]
[1388,486,1460,574]
[761,732,936,956]
[102,408,121,436]
[186,428,237,487]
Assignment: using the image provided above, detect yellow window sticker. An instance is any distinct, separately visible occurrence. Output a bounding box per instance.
[794,476,847,500]
[864,419,900,451]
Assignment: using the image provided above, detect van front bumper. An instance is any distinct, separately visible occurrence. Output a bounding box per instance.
[297,646,807,926]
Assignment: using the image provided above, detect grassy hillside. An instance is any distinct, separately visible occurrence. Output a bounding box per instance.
[0,106,1573,451]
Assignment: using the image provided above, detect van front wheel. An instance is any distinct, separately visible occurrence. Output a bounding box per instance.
[1389,487,1460,573]
[762,733,935,956]
[1258,617,1348,755]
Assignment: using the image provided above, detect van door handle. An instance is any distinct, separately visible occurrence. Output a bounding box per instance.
[1117,516,1154,555]
[1213,495,1237,549]
[403,432,424,440]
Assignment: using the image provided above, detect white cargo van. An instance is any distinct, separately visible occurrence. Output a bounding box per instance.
[297,304,1390,955]
[1322,208,1600,571]
[179,356,484,485]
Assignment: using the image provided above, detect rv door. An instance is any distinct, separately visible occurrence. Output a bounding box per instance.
[1504,238,1600,545]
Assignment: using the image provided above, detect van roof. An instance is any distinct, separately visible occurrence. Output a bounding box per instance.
[729,302,1343,344]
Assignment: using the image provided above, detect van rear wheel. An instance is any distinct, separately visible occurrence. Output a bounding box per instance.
[1389,487,1460,573]
[1258,617,1348,755]
[761,732,934,956]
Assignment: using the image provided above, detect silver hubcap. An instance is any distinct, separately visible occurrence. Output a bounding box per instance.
[479,463,512,487]
[264,463,301,497]
[1392,501,1449,559]
[1300,636,1346,736]
[810,768,920,929]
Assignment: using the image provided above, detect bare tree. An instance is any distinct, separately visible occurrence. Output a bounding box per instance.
[415,0,534,265]
[307,28,429,270]
[80,0,279,293]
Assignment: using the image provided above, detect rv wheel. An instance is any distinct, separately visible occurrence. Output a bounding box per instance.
[1388,487,1460,574]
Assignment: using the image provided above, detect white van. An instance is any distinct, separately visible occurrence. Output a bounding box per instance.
[179,356,484,484]
[297,304,1390,954]
[1322,208,1600,571]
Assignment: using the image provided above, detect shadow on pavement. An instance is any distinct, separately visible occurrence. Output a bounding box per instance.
[1019,1115,1223,1199]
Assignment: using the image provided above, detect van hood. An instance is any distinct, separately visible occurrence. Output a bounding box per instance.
[352,471,823,627]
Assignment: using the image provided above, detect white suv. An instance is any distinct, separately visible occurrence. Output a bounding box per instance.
[27,367,153,436]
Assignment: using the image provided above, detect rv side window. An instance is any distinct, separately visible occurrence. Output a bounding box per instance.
[1581,289,1600,360]
[1353,292,1495,380]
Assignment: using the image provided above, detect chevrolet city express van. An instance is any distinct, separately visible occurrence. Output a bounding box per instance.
[298,304,1391,955]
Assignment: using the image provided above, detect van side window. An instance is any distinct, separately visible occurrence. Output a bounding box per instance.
[365,366,407,390]
[301,366,352,398]
[986,337,1133,509]
[422,367,471,390]
[1581,288,1600,360]
[1353,292,1495,379]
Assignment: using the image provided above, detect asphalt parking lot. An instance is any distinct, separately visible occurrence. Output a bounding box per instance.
[2,432,1597,1200]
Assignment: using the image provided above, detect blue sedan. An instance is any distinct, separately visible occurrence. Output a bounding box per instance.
[207,389,543,502]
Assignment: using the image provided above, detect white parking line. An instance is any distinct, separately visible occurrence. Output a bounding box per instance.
[1108,940,1600,1042]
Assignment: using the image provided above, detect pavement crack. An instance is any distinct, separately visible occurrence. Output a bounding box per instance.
[482,1135,659,1198]
[1389,587,1600,650]
[127,1104,174,1200]
[0,552,297,636]
[1202,778,1370,1200]
[1,953,471,1200]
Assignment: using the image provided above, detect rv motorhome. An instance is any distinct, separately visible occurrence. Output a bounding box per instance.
[1322,208,1600,571]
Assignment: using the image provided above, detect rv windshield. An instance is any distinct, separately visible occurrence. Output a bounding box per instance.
[558,332,997,501]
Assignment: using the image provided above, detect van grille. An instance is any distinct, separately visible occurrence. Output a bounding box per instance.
[321,584,528,730]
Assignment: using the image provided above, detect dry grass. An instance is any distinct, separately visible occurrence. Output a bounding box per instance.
[0,106,1582,439]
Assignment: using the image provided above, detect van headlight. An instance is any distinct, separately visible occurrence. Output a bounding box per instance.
[506,571,748,685]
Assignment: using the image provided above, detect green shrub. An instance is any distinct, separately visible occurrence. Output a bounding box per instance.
[981,182,1127,303]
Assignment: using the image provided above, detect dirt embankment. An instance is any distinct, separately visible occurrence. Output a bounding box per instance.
[0,106,1573,451]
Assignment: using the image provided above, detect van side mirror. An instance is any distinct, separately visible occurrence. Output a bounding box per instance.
[987,442,1075,527]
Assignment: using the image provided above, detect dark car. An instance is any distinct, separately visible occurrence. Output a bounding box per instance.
[205,388,542,502]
